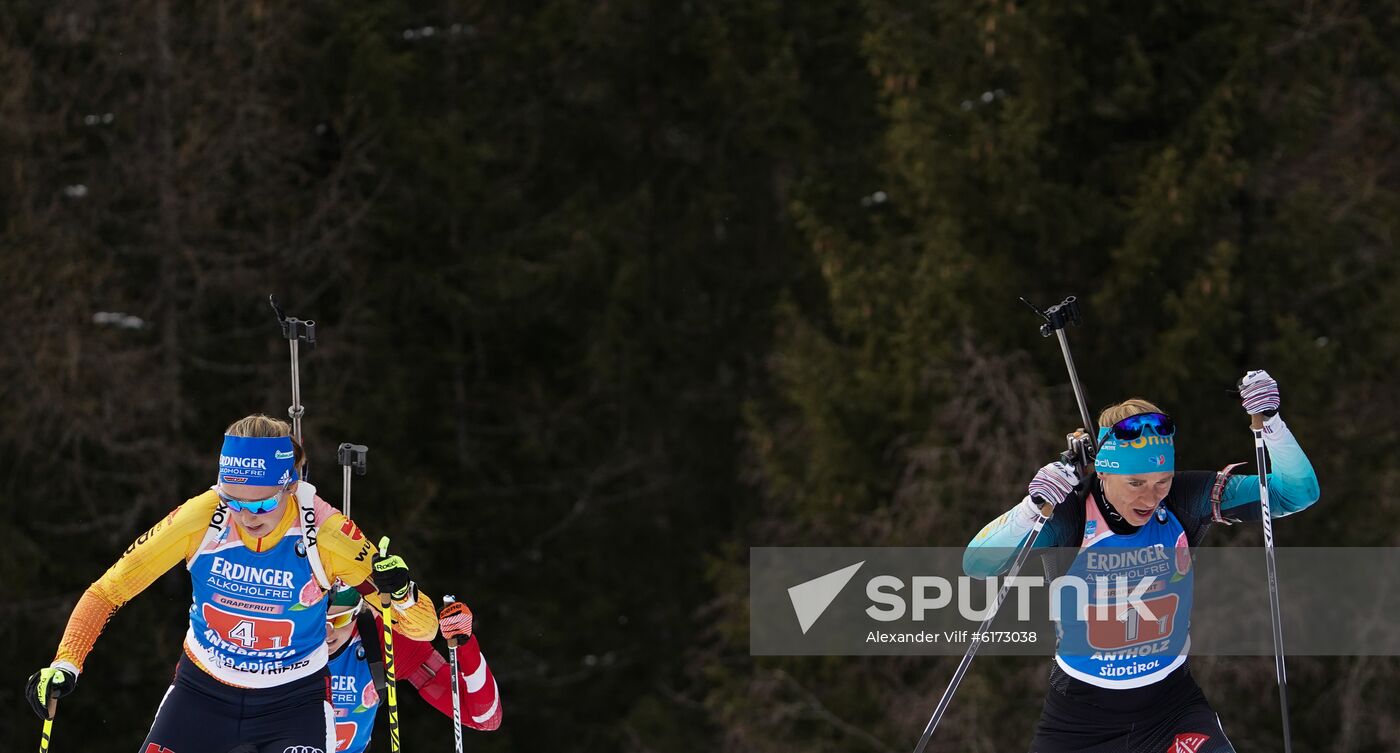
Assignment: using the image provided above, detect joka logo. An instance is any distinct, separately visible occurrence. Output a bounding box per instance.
[1171,732,1210,752]
[787,561,864,634]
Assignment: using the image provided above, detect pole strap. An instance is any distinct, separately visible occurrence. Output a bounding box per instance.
[1210,462,1247,525]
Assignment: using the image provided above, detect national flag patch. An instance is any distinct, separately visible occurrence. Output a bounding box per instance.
[1171,732,1210,752]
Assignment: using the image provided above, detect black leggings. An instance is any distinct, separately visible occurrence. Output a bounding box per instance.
[1030,663,1234,753]
[140,654,332,753]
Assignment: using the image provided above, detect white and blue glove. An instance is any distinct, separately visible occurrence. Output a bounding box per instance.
[1028,460,1080,510]
[1239,369,1281,416]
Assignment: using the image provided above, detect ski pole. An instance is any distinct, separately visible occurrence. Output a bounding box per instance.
[337,443,368,519]
[268,295,316,448]
[377,536,403,753]
[912,297,1098,753]
[910,507,1050,753]
[1250,411,1294,753]
[910,435,1089,753]
[39,696,56,753]
[1022,296,1098,454]
[441,596,466,753]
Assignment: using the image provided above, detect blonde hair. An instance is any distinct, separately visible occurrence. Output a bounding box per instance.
[224,414,306,473]
[1097,398,1165,428]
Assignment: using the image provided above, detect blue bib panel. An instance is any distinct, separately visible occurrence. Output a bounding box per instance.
[1054,496,1194,689]
[329,633,380,753]
[184,502,329,687]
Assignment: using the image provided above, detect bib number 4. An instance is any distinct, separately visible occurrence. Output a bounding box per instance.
[202,604,295,651]
[229,619,272,648]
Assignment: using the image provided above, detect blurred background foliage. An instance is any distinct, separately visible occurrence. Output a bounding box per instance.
[2,0,1398,750]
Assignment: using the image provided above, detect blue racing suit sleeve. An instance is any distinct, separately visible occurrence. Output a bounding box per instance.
[963,497,1066,578]
[1218,414,1321,518]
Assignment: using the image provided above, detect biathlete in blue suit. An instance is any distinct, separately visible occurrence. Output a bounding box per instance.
[963,370,1320,753]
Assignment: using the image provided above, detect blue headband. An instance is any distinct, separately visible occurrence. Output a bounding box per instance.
[1094,426,1175,474]
[219,435,299,486]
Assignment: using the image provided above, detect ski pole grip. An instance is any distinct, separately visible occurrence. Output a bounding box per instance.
[1251,413,1266,431]
[46,696,57,721]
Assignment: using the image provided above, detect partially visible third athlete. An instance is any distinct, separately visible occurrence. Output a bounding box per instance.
[324,585,502,752]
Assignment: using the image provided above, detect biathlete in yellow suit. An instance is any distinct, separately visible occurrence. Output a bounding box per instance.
[25,414,438,753]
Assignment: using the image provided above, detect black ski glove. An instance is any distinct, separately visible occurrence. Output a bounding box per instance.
[373,536,414,602]
[26,666,77,720]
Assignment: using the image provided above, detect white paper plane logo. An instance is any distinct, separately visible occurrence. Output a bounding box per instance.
[787,561,865,634]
